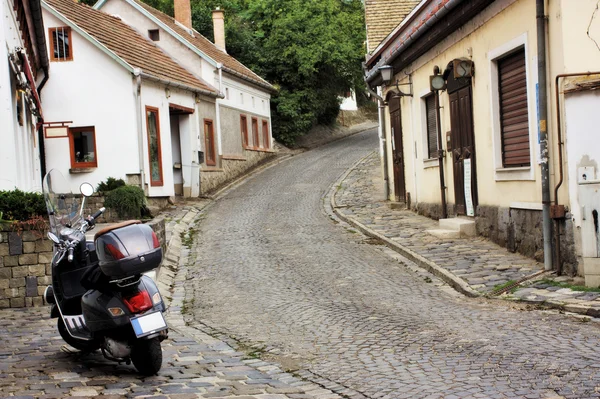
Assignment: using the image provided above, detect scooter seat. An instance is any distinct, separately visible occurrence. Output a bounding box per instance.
[94,220,141,241]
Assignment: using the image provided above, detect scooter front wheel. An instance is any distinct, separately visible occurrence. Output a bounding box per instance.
[131,337,162,375]
[57,318,101,352]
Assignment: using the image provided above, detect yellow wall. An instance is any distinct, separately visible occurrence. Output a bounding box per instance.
[381,0,600,211]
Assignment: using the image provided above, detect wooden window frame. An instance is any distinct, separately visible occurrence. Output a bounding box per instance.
[204,118,217,166]
[262,120,270,150]
[251,117,259,149]
[425,94,438,160]
[68,126,98,169]
[240,115,249,148]
[49,27,73,62]
[145,106,164,186]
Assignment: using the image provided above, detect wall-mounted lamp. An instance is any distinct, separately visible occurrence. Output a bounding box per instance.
[429,65,446,91]
[378,65,413,97]
[165,88,171,99]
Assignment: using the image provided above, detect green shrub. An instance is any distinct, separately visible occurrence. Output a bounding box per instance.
[96,177,126,194]
[0,189,46,221]
[104,185,147,219]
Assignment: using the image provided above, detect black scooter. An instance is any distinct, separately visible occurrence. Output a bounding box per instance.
[42,170,168,375]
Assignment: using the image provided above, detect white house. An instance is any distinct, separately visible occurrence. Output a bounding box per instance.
[1,0,49,192]
[94,0,278,193]
[41,0,221,198]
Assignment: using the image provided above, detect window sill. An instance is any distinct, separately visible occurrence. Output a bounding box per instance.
[222,154,247,161]
[69,167,96,174]
[245,147,274,153]
[495,166,534,181]
[202,167,224,172]
[423,158,439,169]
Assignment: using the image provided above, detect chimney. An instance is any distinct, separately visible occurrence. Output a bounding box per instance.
[212,8,226,53]
[174,0,192,29]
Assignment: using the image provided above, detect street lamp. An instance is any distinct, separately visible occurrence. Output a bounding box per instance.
[378,65,413,97]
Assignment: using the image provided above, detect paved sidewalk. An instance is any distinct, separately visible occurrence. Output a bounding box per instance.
[331,151,600,318]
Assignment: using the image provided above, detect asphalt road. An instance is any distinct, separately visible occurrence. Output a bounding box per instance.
[187,129,600,399]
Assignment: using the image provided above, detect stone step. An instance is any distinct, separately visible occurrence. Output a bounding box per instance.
[426,229,461,239]
[439,218,476,237]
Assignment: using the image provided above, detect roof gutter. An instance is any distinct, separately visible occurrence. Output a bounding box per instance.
[221,66,277,94]
[139,71,223,98]
[365,0,465,85]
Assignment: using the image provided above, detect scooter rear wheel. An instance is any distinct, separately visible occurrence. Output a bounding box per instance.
[57,318,101,352]
[131,337,162,375]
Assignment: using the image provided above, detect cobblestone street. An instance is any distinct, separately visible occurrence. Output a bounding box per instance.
[186,129,600,399]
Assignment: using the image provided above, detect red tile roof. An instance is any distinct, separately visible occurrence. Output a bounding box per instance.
[44,0,219,96]
[131,0,275,92]
[365,0,421,54]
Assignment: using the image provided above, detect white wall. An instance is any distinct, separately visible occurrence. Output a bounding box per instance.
[0,0,43,192]
[42,11,140,193]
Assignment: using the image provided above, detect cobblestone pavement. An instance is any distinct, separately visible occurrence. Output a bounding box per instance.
[334,152,600,317]
[186,129,600,399]
[0,201,336,398]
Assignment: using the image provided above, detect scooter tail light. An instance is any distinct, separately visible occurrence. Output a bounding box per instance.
[106,243,125,260]
[152,292,161,305]
[123,291,152,314]
[151,231,160,249]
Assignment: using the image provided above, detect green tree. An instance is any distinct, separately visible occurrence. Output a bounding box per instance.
[139,0,366,145]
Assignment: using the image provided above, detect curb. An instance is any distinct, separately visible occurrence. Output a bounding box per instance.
[327,151,481,299]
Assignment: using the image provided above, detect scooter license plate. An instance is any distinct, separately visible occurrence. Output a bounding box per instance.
[130,311,167,338]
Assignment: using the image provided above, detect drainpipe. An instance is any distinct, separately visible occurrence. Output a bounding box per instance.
[134,68,146,192]
[537,0,552,271]
[363,63,389,199]
[435,89,447,219]
[215,63,223,157]
[37,68,49,181]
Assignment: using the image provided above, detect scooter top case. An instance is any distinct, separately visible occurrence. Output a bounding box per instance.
[81,275,166,333]
[95,221,163,279]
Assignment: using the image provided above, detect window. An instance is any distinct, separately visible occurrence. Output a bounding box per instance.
[148,29,160,41]
[49,27,73,62]
[240,115,249,148]
[425,94,438,159]
[69,126,97,168]
[262,120,270,150]
[498,48,530,167]
[145,107,164,186]
[204,119,216,166]
[251,117,259,148]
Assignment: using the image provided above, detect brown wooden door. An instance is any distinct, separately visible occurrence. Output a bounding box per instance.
[449,85,477,215]
[389,98,406,202]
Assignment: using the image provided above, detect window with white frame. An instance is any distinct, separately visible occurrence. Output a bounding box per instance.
[425,94,438,159]
[489,33,535,181]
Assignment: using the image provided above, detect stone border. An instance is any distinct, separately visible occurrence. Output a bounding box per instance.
[325,151,481,298]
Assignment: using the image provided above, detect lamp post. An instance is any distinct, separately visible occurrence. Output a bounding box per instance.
[430,66,447,219]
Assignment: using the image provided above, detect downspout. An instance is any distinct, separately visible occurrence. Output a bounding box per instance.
[553,71,600,274]
[435,88,447,219]
[363,63,389,200]
[134,68,146,192]
[32,0,49,182]
[537,0,552,271]
[37,68,49,180]
[215,63,223,157]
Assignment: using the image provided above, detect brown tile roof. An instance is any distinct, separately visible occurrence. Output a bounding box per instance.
[132,0,275,92]
[365,0,420,54]
[43,0,219,96]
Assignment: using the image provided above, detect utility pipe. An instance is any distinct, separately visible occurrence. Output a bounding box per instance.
[553,71,600,274]
[434,88,447,219]
[363,64,390,200]
[536,0,552,271]
[134,69,146,192]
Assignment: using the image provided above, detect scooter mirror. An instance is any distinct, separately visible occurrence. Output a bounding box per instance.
[47,232,60,244]
[80,183,94,197]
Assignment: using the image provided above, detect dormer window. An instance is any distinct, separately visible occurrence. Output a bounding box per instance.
[49,27,73,62]
[149,29,160,41]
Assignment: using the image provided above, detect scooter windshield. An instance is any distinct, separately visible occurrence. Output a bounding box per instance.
[42,169,82,235]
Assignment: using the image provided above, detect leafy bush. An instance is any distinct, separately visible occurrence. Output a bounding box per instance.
[96,177,126,194]
[0,189,46,221]
[104,185,147,219]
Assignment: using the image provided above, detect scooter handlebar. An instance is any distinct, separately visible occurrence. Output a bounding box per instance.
[67,247,74,262]
[90,207,105,221]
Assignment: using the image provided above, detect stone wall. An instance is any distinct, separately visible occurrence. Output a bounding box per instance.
[0,220,166,309]
[415,201,578,276]
[201,149,276,194]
